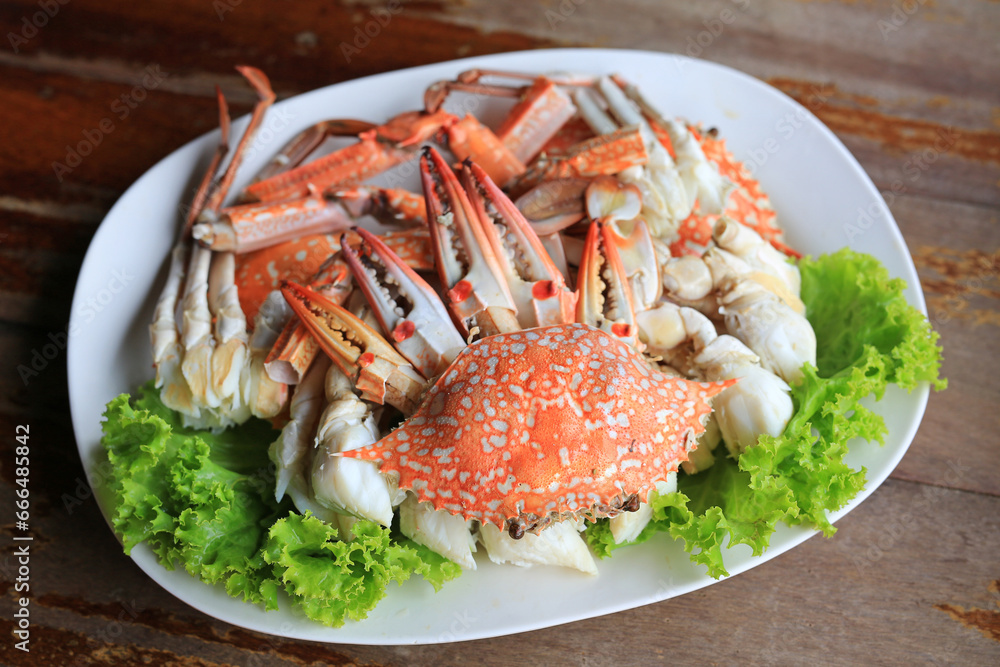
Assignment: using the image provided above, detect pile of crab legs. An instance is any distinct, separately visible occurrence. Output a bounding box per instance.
[151,66,816,574]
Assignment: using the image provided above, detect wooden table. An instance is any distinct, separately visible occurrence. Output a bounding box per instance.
[2,1,997,664]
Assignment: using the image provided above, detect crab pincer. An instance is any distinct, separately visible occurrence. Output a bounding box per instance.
[264,253,354,385]
[420,146,520,337]
[460,160,578,328]
[339,227,466,377]
[279,281,425,415]
[576,220,644,352]
[584,176,662,312]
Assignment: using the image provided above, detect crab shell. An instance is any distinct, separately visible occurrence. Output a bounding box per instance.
[345,323,734,532]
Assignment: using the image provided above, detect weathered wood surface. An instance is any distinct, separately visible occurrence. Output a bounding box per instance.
[0,0,997,664]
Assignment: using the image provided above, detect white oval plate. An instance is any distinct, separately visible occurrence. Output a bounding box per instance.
[69,48,930,644]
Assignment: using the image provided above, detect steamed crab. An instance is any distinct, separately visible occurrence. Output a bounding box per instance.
[150,66,813,573]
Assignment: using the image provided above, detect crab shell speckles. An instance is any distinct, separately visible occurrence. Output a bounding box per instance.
[344,323,734,531]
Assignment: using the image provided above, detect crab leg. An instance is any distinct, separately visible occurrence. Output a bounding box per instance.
[514,177,590,235]
[166,66,279,426]
[180,245,219,409]
[207,252,249,403]
[193,188,355,253]
[202,67,287,424]
[585,176,661,312]
[539,116,595,156]
[243,130,413,203]
[495,76,578,163]
[333,186,427,227]
[202,67,276,214]
[243,109,457,203]
[200,185,429,257]
[424,69,529,112]
[250,119,378,184]
[151,244,197,415]
[183,87,232,235]
[420,146,519,337]
[512,125,648,197]
[461,160,577,328]
[341,227,466,378]
[445,114,526,187]
[280,281,426,414]
[425,72,578,164]
[151,88,232,418]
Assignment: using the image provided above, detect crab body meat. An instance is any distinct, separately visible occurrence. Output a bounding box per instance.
[346,323,732,532]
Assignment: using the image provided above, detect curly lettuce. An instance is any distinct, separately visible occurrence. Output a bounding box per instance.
[100,385,461,626]
[588,248,946,577]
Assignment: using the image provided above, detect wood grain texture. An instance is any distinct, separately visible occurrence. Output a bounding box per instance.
[0,0,997,664]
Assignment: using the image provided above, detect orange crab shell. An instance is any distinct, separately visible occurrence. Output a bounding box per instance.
[345,323,734,529]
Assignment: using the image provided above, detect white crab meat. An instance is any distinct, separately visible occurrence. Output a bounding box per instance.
[690,333,794,456]
[710,218,804,313]
[270,356,330,502]
[681,413,722,475]
[619,82,734,217]
[662,117,735,216]
[268,355,359,539]
[399,495,478,570]
[310,363,402,527]
[718,278,816,385]
[478,518,598,575]
[637,303,793,459]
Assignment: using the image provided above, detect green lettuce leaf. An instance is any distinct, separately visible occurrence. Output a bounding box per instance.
[587,248,946,577]
[263,514,461,626]
[101,383,461,627]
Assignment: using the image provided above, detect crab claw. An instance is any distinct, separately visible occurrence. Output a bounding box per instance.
[340,227,466,378]
[585,177,661,311]
[280,281,426,414]
[576,220,643,351]
[514,178,589,236]
[420,146,519,337]
[461,160,577,328]
[265,253,354,385]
